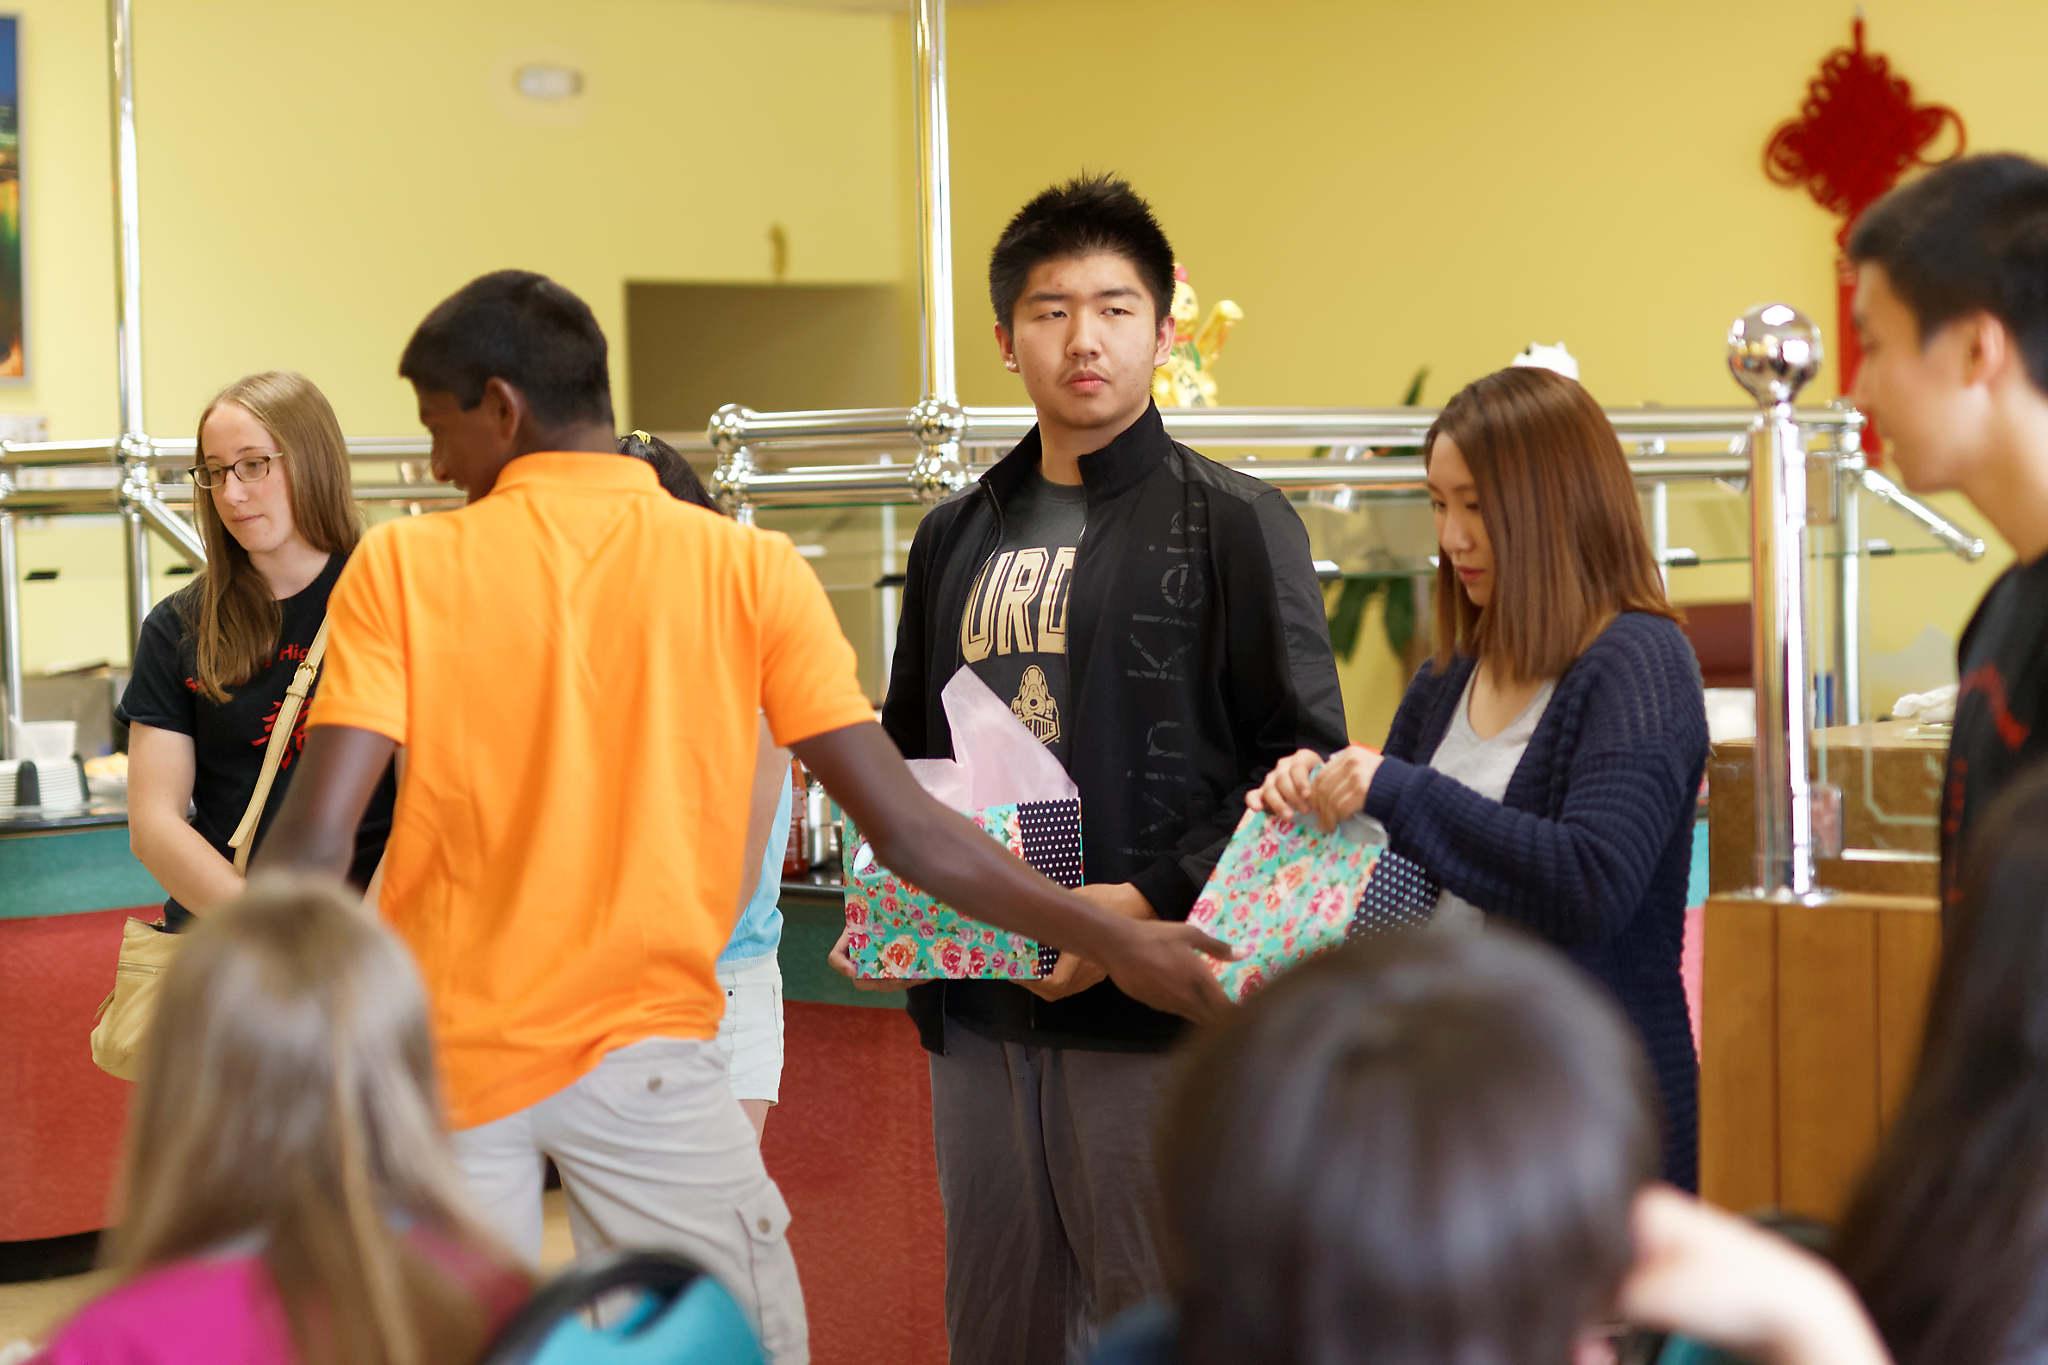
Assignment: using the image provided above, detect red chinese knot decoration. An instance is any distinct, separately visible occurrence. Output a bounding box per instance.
[1765,18,1964,245]
[1763,16,1965,442]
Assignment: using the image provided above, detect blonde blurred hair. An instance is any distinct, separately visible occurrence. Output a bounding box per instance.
[109,876,523,1365]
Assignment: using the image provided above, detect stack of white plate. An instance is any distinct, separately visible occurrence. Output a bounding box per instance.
[0,757,86,812]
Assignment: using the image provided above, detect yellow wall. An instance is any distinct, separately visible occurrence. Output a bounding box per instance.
[3,0,908,671]
[7,0,2039,726]
[938,0,2035,738]
[4,0,907,438]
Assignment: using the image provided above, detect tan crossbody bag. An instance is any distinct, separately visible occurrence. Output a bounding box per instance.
[89,619,332,1080]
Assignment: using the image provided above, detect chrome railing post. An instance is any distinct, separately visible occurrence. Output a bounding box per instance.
[1728,305,1824,896]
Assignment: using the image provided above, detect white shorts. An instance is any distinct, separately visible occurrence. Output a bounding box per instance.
[449,1037,808,1361]
[715,954,785,1105]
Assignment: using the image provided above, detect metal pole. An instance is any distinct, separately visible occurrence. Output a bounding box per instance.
[1856,465,1986,560]
[0,499,22,759]
[878,455,899,687]
[124,506,152,642]
[1835,420,1865,727]
[109,0,144,443]
[110,0,156,647]
[912,0,955,405]
[1650,470,1671,591]
[134,491,206,565]
[1728,305,1824,897]
[710,402,1869,455]
[908,0,965,502]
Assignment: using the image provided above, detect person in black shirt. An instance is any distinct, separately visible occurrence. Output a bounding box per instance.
[1847,154,2048,911]
[117,371,395,928]
[832,174,1346,1363]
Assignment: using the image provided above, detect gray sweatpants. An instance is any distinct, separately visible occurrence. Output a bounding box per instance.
[928,1022,1173,1365]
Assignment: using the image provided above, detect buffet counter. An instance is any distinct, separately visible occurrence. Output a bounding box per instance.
[0,803,162,1251]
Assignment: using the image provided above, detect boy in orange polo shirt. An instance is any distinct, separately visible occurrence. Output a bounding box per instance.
[255,270,1229,1362]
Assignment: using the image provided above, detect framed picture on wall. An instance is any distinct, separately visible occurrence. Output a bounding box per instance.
[0,15,21,381]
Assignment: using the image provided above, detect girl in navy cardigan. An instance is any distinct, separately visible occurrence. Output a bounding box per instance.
[1255,366,1709,1189]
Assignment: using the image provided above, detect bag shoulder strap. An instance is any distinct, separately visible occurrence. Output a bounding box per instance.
[228,617,332,872]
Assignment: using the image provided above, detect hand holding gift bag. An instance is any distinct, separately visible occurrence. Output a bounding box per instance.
[1235,743,1442,968]
[1187,807,1386,1001]
[843,668,1084,981]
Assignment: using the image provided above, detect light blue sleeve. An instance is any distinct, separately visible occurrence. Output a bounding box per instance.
[717,771,793,969]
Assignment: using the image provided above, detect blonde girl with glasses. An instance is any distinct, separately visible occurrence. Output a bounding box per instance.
[30,877,530,1363]
[116,372,396,930]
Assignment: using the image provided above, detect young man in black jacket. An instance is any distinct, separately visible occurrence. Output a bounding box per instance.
[1847,154,2048,912]
[843,174,1347,1361]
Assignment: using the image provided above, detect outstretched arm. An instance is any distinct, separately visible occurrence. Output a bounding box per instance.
[251,725,397,882]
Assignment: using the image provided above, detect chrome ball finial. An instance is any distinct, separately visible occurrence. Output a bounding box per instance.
[907,396,966,448]
[707,403,752,456]
[908,446,967,503]
[1728,305,1823,408]
[710,446,757,516]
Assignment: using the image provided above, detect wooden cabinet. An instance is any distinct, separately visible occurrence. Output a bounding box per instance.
[1701,891,1940,1219]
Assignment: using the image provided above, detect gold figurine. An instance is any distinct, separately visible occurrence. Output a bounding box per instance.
[1152,264,1243,408]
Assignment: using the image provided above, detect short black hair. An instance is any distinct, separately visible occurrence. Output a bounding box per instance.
[987,173,1174,327]
[619,430,718,512]
[1848,153,2048,395]
[399,270,614,427]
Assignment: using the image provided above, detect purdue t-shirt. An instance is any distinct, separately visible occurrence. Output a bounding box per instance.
[117,552,397,928]
[959,472,1086,769]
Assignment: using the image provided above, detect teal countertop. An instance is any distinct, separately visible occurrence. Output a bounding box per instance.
[0,820,893,1011]
[0,821,1712,1014]
[0,822,164,922]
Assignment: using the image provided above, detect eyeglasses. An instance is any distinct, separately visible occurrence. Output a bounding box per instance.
[188,452,285,489]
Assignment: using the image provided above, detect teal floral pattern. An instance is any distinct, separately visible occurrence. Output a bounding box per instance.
[842,803,1062,980]
[1189,809,1385,1001]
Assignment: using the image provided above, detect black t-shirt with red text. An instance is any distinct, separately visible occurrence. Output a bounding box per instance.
[117,552,396,927]
[1942,553,2048,912]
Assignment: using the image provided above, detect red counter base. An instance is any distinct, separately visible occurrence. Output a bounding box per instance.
[0,907,149,1246]
[769,1000,947,1365]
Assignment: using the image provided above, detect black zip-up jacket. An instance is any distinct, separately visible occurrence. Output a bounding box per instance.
[881,402,1349,1052]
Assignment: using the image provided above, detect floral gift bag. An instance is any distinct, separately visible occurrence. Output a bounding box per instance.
[1188,809,1386,1001]
[843,668,1082,981]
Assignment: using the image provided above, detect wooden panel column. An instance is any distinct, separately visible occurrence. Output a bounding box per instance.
[1700,891,1941,1220]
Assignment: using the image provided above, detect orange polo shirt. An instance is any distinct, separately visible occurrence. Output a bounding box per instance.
[309,452,875,1128]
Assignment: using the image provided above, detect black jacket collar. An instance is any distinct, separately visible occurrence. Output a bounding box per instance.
[979,401,1172,506]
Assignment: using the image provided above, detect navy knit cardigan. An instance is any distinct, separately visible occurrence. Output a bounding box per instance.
[1362,611,1709,1190]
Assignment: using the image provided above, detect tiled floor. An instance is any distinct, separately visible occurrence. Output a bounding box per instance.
[0,1266,113,1352]
[0,1189,578,1352]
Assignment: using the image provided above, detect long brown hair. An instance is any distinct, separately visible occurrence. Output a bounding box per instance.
[1835,766,2048,1364]
[109,878,526,1365]
[1426,367,1676,682]
[186,372,362,701]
